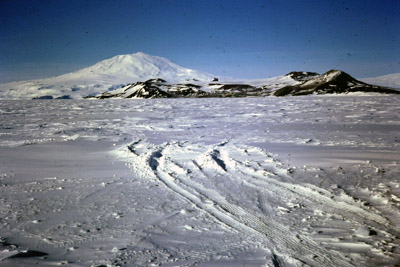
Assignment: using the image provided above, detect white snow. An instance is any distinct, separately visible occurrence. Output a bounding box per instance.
[0,95,399,266]
[361,73,400,88]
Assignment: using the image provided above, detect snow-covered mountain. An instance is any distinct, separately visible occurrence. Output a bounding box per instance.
[1,52,399,99]
[0,52,215,99]
[361,73,400,89]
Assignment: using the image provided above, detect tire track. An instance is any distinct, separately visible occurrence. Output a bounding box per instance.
[219,145,395,231]
[127,141,355,266]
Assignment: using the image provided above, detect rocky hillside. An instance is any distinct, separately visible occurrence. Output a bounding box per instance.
[86,79,209,99]
[274,70,400,96]
[89,70,399,99]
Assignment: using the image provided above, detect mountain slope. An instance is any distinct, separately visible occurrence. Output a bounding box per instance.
[0,52,215,99]
[274,70,400,96]
[89,74,302,99]
[89,78,209,99]
[361,73,400,89]
[89,70,400,99]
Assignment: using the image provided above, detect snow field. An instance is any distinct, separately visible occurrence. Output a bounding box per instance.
[0,95,399,266]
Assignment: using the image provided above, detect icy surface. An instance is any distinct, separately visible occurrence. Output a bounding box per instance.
[0,96,400,266]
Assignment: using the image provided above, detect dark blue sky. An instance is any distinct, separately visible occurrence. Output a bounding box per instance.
[0,0,399,83]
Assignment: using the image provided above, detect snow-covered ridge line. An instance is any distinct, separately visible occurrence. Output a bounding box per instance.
[90,69,400,99]
[361,73,400,89]
[0,52,399,99]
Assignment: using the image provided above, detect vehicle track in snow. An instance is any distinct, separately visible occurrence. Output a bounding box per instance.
[125,140,377,266]
[220,146,394,230]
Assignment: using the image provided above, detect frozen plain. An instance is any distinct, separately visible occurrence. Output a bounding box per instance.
[0,95,399,266]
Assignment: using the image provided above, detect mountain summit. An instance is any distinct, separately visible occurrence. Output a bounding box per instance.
[0,52,215,99]
[77,52,214,82]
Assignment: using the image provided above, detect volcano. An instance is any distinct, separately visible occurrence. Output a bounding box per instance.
[0,52,215,99]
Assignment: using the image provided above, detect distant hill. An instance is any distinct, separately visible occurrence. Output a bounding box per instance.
[274,70,400,96]
[361,73,400,89]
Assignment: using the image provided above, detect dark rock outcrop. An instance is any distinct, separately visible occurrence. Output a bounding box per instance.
[210,84,263,97]
[275,70,400,96]
[285,71,320,82]
[33,95,54,100]
[87,71,400,99]
[56,95,72,99]
[87,78,208,99]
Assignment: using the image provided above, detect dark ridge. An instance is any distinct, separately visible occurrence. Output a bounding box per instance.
[275,70,400,96]
[87,70,400,99]
[216,84,254,91]
[274,86,296,97]
[125,85,172,99]
[56,95,72,99]
[208,84,264,97]
[286,71,320,81]
[33,95,53,100]
[167,87,208,97]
